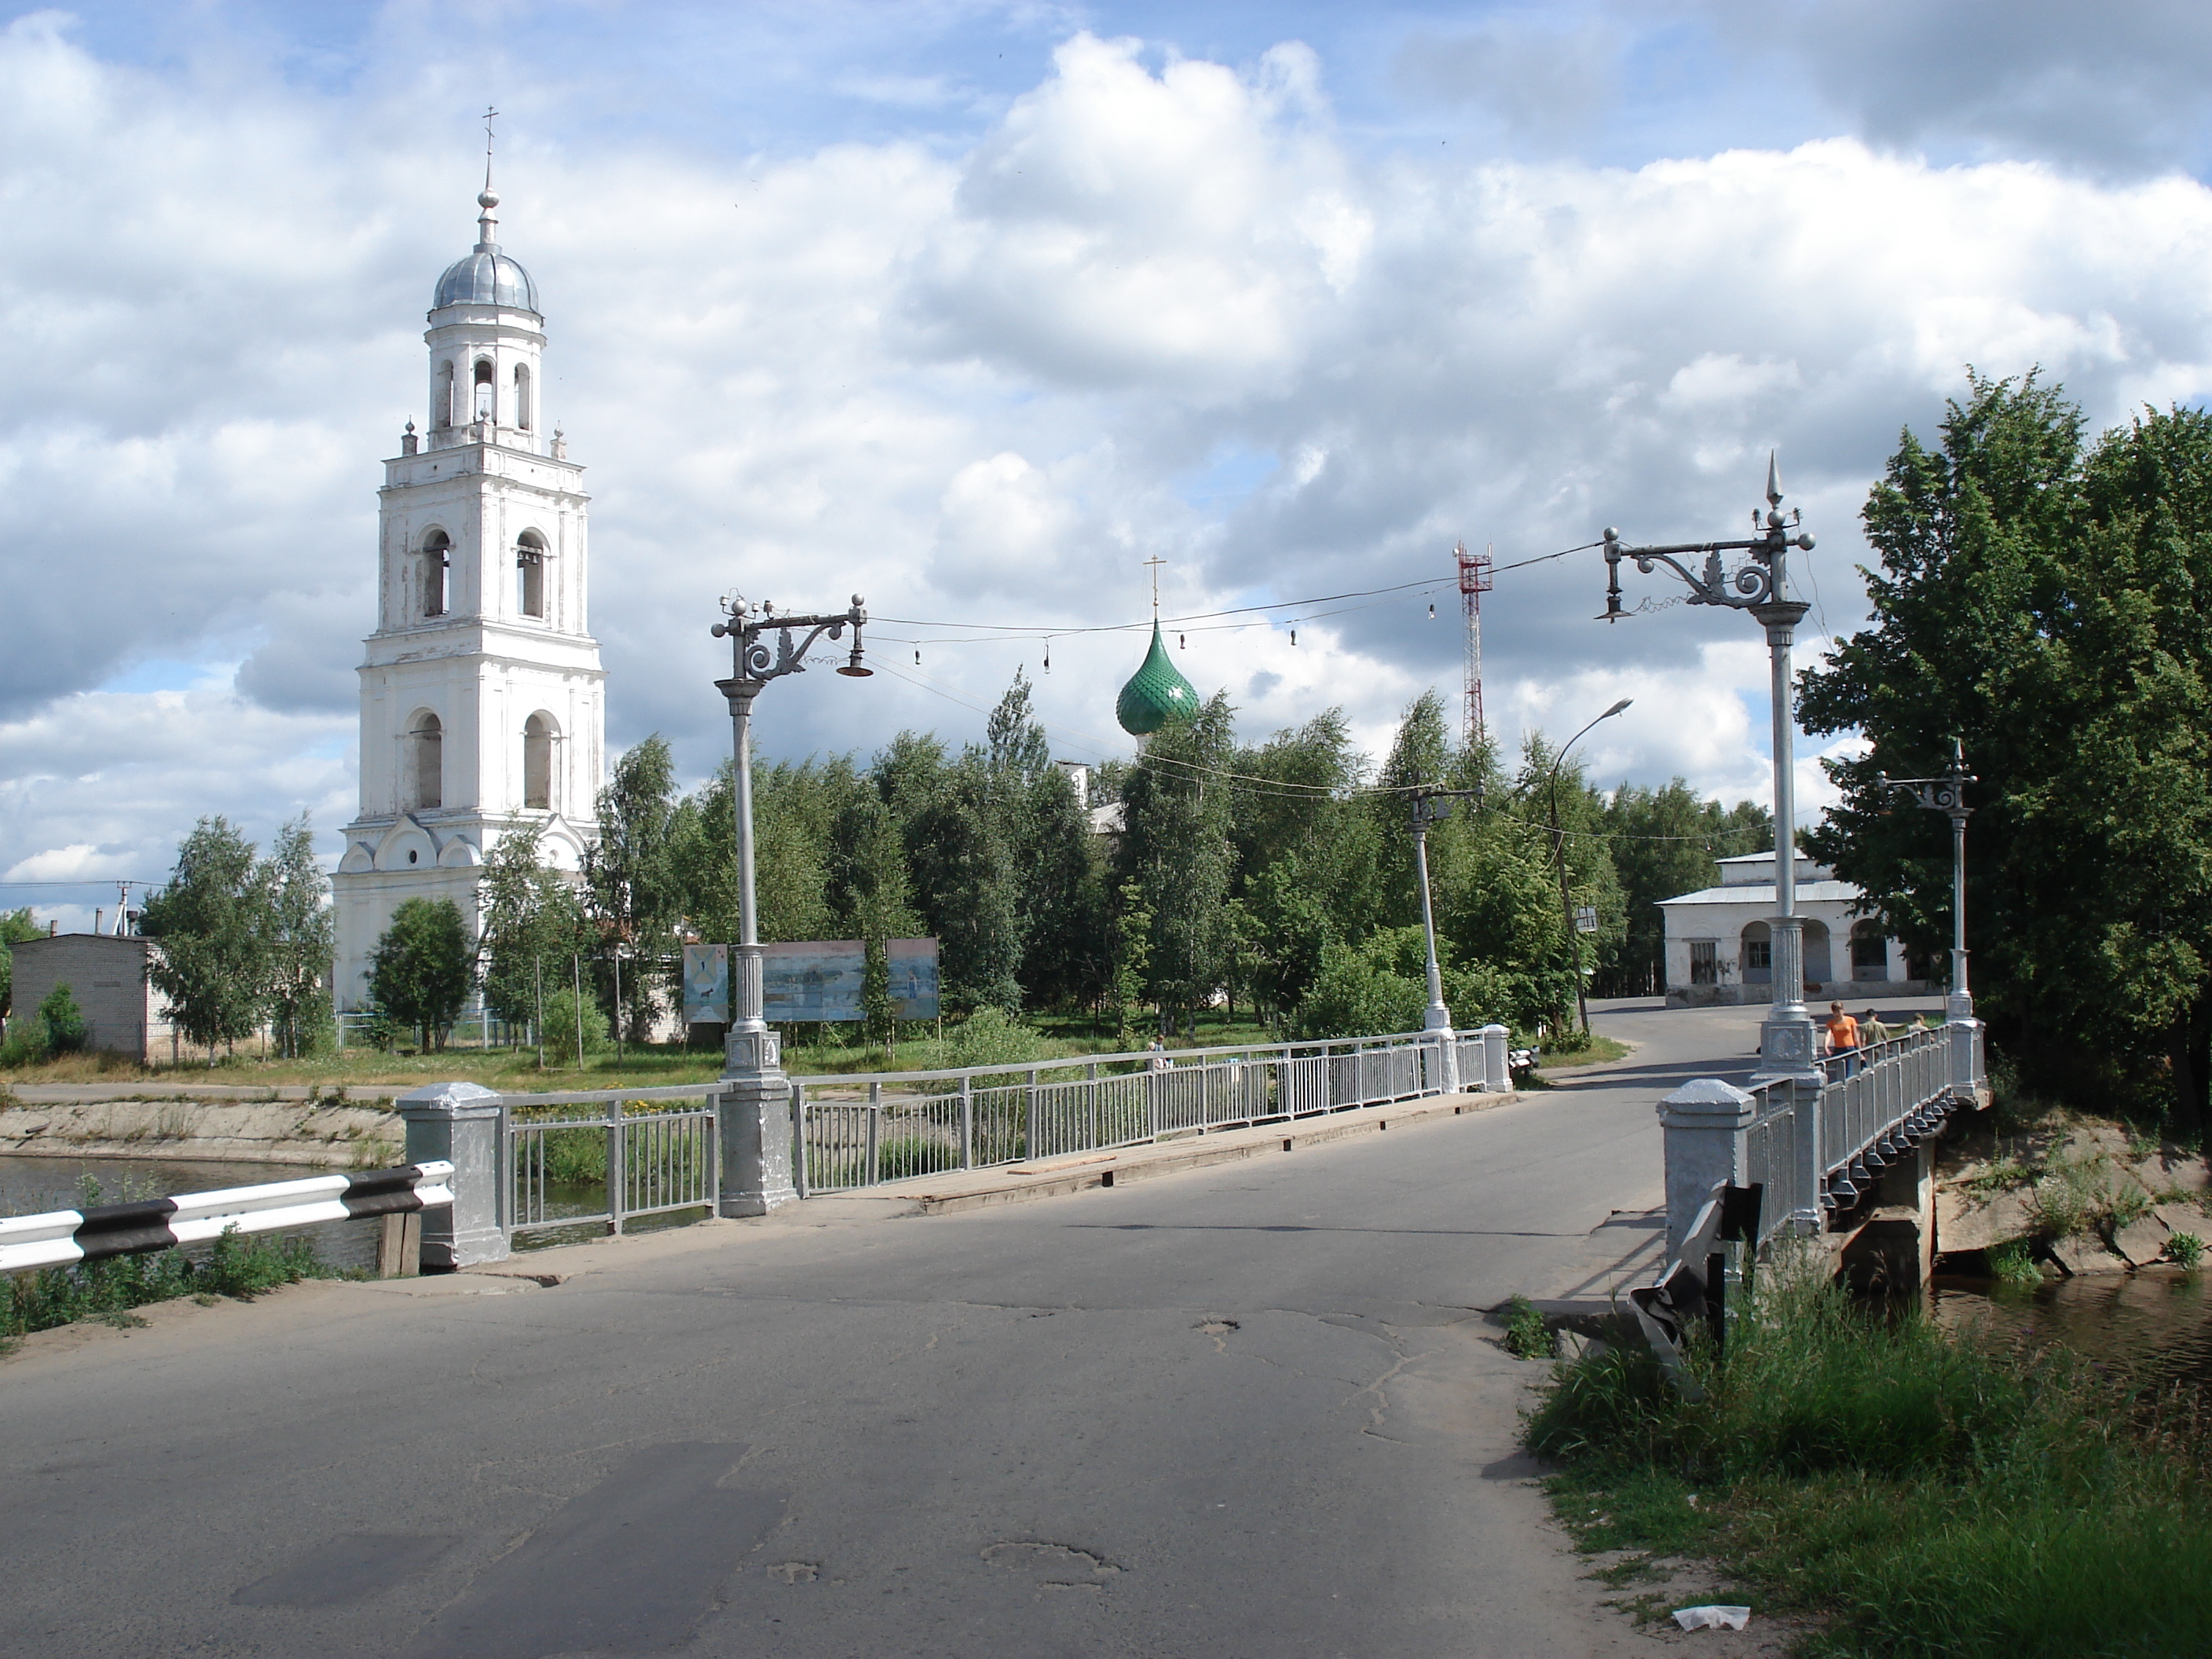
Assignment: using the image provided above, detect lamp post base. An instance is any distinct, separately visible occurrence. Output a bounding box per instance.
[1752,1005,1822,1092]
[720,1025,797,1216]
[1423,1002,1459,1093]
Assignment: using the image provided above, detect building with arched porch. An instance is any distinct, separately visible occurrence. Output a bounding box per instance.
[1657,851,1931,1005]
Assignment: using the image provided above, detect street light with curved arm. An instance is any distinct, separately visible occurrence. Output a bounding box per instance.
[1548,698,1632,1035]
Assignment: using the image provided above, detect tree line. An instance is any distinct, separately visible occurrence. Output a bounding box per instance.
[376,667,1767,1051]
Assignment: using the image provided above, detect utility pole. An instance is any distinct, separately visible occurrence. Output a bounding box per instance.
[710,591,871,1214]
[1546,699,1632,1035]
[1602,454,1820,1084]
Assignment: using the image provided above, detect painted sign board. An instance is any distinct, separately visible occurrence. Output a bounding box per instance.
[886,937,940,1020]
[757,938,942,1023]
[682,944,729,1024]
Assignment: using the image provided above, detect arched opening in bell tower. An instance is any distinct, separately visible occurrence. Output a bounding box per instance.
[473,358,496,424]
[523,712,557,810]
[436,360,456,429]
[514,363,533,431]
[410,712,444,811]
[420,529,451,617]
[516,531,547,618]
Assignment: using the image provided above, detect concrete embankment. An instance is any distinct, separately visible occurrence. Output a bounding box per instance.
[1936,1116,2212,1273]
[0,1097,403,1168]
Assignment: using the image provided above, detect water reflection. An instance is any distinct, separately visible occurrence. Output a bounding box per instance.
[1932,1270,2212,1401]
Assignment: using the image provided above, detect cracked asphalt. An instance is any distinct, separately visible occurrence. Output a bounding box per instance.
[0,999,1811,1657]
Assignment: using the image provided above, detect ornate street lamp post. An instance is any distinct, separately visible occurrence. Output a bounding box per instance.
[1880,738,1983,1097]
[1404,780,1475,1090]
[1602,456,1820,1083]
[1547,698,1632,1035]
[710,592,870,1214]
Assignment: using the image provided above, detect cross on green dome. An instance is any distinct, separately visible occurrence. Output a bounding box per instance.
[1115,621,1199,736]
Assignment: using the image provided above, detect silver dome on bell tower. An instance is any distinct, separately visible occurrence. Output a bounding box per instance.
[430,178,540,315]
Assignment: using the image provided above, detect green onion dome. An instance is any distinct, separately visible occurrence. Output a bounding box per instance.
[1115,621,1200,736]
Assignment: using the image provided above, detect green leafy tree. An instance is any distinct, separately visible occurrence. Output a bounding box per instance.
[368,898,472,1051]
[1117,690,1236,1032]
[829,790,923,1046]
[263,815,333,1058]
[586,734,683,1041]
[909,753,1024,1013]
[478,821,590,1042]
[0,906,41,1024]
[1108,879,1154,1047]
[142,817,272,1062]
[1800,372,2212,1138]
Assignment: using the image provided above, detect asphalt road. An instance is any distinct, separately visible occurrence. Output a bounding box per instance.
[0,1000,1905,1657]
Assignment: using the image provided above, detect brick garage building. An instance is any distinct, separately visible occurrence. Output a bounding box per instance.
[9,935,178,1064]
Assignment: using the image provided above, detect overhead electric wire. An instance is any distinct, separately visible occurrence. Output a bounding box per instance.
[870,540,1604,647]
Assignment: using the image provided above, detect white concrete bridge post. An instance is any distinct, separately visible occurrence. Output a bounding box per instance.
[1657,1078,1755,1264]
[1478,1024,1511,1093]
[397,1080,509,1269]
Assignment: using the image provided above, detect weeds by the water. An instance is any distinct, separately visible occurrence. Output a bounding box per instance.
[1526,1272,2212,1657]
[2170,1232,2206,1271]
[4,1229,338,1344]
[1988,1237,2044,1284]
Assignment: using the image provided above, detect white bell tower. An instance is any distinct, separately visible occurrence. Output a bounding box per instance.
[332,155,605,1013]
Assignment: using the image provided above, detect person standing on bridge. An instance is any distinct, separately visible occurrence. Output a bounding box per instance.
[1826,1002,1862,1076]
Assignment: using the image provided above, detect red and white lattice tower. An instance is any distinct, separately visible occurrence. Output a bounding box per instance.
[1456,540,1493,750]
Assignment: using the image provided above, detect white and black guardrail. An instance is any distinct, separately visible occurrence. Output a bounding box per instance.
[0,1162,455,1276]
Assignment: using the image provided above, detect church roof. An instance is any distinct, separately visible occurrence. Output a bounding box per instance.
[432,185,540,313]
[434,246,539,312]
[1115,622,1199,736]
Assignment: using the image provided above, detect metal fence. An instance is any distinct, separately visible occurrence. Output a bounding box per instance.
[1736,1024,1960,1247]
[474,1025,1502,1240]
[792,1029,1470,1197]
[499,1089,720,1240]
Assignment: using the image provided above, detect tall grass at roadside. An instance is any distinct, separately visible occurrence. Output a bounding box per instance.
[1527,1269,2212,1657]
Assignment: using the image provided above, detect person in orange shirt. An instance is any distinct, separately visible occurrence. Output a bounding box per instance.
[1826,1002,1862,1075]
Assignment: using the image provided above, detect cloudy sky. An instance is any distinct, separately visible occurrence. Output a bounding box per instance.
[5,0,2212,921]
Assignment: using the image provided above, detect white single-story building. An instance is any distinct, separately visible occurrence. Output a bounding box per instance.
[1657,851,1931,1005]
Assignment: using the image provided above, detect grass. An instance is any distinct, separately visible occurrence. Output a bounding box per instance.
[2170,1232,2206,1270]
[1525,1269,2212,1657]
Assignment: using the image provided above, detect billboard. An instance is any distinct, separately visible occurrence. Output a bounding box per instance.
[886,937,940,1020]
[758,938,941,1023]
[681,944,728,1024]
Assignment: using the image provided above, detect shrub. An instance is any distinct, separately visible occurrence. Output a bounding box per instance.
[540,985,611,1060]
[2169,1232,2206,1270]
[944,1006,1046,1071]
[38,983,87,1054]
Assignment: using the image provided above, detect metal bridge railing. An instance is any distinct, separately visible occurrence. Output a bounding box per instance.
[497,1091,720,1240]
[1718,1025,1963,1252]
[790,1028,1476,1198]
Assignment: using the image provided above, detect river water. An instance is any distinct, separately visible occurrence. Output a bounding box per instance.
[1931,1269,2212,1402]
